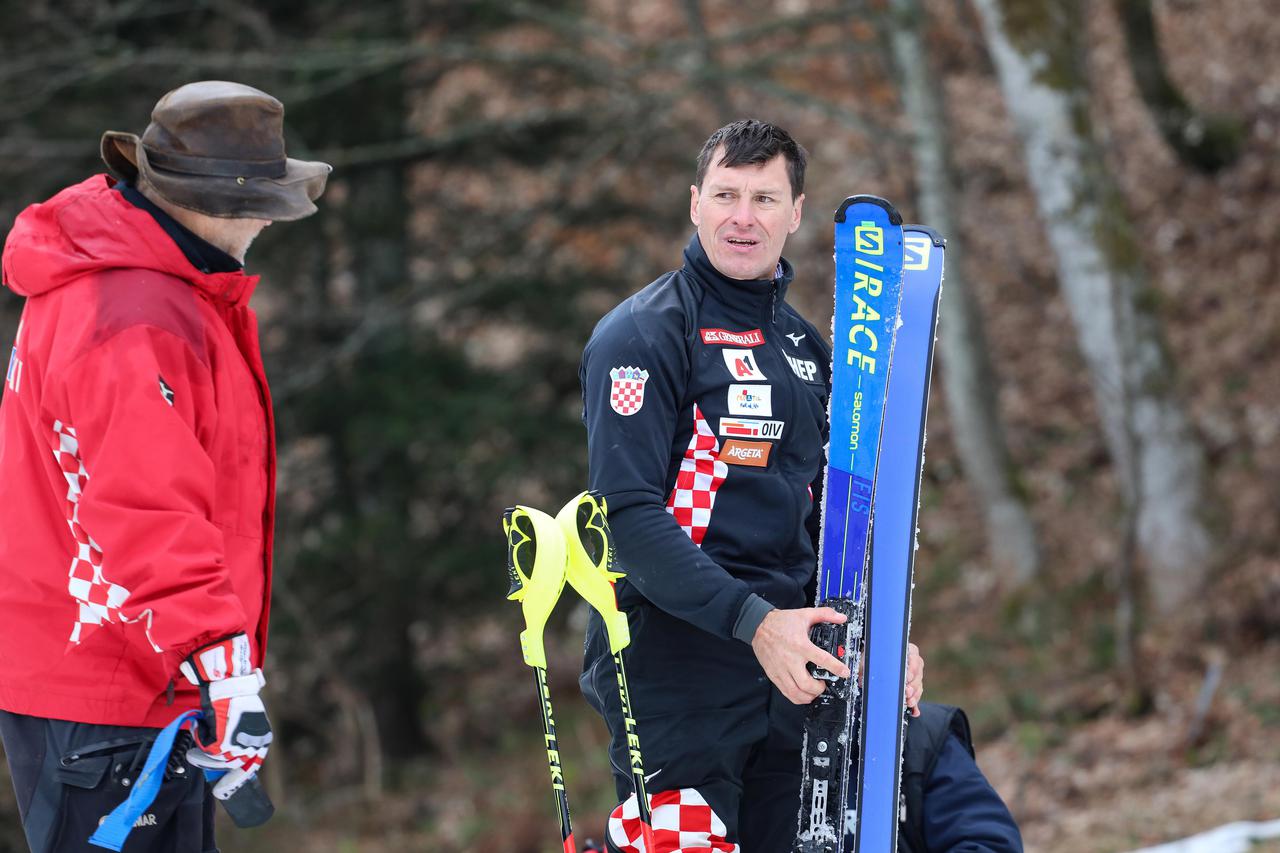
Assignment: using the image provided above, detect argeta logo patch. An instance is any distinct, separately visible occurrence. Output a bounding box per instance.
[721,439,771,467]
[721,349,767,381]
[609,366,649,416]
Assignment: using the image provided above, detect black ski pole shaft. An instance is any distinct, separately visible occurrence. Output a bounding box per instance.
[558,490,656,851]
[504,504,578,853]
[534,664,576,853]
[611,650,655,840]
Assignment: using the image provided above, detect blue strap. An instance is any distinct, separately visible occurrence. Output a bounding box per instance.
[88,710,201,851]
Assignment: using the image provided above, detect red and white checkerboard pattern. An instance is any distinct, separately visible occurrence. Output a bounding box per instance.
[611,380,645,415]
[52,420,160,652]
[665,406,727,546]
[608,788,738,853]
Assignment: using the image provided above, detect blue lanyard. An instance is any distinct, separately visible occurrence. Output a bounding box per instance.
[88,710,202,851]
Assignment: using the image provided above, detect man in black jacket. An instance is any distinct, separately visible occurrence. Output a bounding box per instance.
[900,703,1023,853]
[578,120,925,852]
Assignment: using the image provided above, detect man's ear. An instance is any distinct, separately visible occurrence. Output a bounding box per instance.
[789,192,805,234]
[690,185,701,227]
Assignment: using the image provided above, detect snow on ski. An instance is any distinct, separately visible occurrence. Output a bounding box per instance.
[795,196,906,853]
[851,225,945,853]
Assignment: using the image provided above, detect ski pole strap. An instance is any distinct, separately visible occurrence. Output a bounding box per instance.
[88,709,201,851]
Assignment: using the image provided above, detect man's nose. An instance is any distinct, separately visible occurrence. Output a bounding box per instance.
[730,196,756,226]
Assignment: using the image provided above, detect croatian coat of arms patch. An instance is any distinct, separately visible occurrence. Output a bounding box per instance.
[609,366,649,416]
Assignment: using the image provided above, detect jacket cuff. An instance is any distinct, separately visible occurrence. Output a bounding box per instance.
[732,594,776,644]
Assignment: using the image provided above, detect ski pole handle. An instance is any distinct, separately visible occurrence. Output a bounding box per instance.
[503,505,568,670]
[557,490,629,655]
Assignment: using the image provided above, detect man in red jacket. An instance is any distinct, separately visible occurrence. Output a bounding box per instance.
[0,81,328,851]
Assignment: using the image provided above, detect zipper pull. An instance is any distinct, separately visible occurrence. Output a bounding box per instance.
[166,678,175,706]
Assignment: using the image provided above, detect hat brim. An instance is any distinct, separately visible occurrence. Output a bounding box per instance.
[100,131,331,222]
[101,131,142,182]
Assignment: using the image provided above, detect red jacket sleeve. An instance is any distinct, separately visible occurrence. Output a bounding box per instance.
[50,324,248,670]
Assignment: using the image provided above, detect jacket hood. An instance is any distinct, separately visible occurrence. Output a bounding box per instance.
[2,175,257,305]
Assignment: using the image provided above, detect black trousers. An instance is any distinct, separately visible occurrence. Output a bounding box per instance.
[582,604,807,853]
[0,711,216,853]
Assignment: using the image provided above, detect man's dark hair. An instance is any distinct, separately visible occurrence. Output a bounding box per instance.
[694,119,808,199]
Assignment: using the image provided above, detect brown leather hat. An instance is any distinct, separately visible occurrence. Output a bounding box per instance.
[101,81,331,222]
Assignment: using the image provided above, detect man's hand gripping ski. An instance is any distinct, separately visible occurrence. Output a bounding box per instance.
[751,607,923,712]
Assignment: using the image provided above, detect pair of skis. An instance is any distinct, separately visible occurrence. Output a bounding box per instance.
[503,490,654,853]
[796,197,946,853]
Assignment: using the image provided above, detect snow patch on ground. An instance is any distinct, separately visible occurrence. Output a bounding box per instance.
[1125,819,1280,853]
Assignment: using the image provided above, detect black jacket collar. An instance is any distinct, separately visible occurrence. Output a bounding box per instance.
[682,233,794,309]
[115,181,243,275]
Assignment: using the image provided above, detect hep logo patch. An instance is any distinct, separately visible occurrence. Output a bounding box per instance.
[609,366,649,416]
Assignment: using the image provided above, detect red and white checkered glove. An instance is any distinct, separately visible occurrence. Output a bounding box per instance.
[179,633,272,790]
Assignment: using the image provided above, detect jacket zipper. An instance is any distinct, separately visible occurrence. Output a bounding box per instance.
[762,283,803,538]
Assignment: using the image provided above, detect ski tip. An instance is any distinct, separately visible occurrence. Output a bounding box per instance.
[902,224,945,247]
[835,195,902,225]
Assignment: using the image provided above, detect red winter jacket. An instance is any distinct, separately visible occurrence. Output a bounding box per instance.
[0,176,275,727]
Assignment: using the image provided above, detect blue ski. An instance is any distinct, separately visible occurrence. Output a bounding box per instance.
[795,196,905,853]
[851,225,945,853]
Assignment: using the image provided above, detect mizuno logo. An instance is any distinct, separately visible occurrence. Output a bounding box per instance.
[786,332,805,346]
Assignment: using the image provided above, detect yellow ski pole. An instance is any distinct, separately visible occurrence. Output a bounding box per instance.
[503,505,578,853]
[557,490,656,851]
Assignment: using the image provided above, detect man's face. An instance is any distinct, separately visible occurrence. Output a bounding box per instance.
[690,149,804,281]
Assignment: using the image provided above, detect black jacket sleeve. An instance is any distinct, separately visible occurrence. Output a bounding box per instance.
[581,303,768,642]
[921,734,1024,852]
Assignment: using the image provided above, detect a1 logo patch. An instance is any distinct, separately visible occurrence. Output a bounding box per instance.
[722,349,767,381]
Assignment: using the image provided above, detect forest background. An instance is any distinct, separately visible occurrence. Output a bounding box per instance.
[0,0,1277,851]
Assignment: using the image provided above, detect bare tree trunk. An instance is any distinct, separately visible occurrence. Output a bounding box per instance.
[680,0,734,123]
[887,0,1041,585]
[1114,0,1244,174]
[970,0,1214,615]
